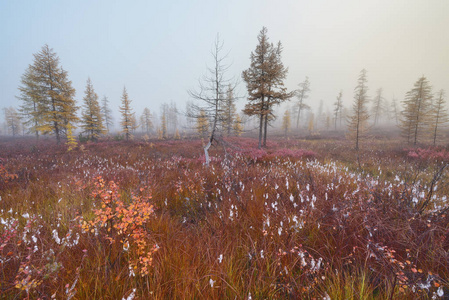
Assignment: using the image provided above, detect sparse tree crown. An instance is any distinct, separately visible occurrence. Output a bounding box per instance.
[347,69,370,150]
[81,78,105,141]
[119,86,135,141]
[101,96,113,134]
[400,76,433,145]
[4,107,22,137]
[430,89,448,146]
[282,109,291,137]
[140,107,153,134]
[242,27,293,149]
[188,35,237,165]
[333,90,343,130]
[295,77,311,129]
[371,88,385,126]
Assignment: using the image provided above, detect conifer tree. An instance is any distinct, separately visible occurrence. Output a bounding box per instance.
[174,129,181,140]
[168,102,178,134]
[185,101,195,129]
[4,107,21,137]
[196,109,209,139]
[140,107,153,134]
[66,123,77,151]
[101,96,113,134]
[431,90,448,146]
[347,69,370,150]
[132,114,139,133]
[157,128,163,140]
[390,97,399,125]
[160,104,168,139]
[221,84,237,136]
[400,76,433,145]
[18,45,79,143]
[333,91,343,130]
[242,27,293,149]
[81,78,105,141]
[119,86,134,140]
[17,66,43,139]
[372,88,385,126]
[233,114,243,136]
[295,76,311,129]
[282,109,291,137]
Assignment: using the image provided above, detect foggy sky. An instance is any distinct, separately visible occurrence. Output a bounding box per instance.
[1,0,448,125]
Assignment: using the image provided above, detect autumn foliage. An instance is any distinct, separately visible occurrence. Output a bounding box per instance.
[82,176,158,276]
[0,137,448,299]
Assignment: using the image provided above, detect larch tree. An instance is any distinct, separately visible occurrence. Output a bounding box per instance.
[390,97,399,125]
[383,100,392,121]
[196,109,209,139]
[221,84,237,136]
[119,86,135,141]
[431,90,448,146]
[18,45,79,143]
[81,78,105,141]
[233,113,243,136]
[333,90,343,130]
[242,27,293,149]
[371,88,385,126]
[400,76,433,145]
[295,76,311,129]
[282,108,291,137]
[347,69,370,150]
[4,107,21,137]
[174,129,181,140]
[140,107,153,134]
[17,65,43,139]
[185,101,195,129]
[261,41,293,145]
[188,35,236,165]
[101,96,113,134]
[160,104,168,139]
[168,102,178,134]
[66,123,77,151]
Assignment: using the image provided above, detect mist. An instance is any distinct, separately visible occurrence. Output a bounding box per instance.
[1,0,448,134]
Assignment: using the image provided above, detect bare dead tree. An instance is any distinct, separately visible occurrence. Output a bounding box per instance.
[187,34,237,166]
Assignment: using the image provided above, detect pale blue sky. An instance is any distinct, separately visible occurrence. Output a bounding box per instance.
[1,0,448,125]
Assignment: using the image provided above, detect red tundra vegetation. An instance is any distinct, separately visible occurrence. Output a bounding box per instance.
[0,136,448,299]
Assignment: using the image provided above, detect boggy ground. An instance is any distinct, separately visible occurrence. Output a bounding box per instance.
[0,136,448,299]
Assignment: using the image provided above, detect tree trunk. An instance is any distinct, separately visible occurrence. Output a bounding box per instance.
[204,140,211,166]
[263,113,268,147]
[258,113,263,149]
[296,105,301,129]
[258,96,265,149]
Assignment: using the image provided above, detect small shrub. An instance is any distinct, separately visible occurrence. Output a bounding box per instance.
[81,176,158,276]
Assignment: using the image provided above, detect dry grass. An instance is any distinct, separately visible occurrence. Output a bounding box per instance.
[0,136,448,299]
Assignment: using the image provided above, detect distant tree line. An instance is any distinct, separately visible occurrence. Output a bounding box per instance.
[345,70,447,149]
[4,32,447,150]
[13,45,164,144]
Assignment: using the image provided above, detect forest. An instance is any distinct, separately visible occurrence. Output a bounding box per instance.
[1,27,449,299]
[2,28,447,152]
